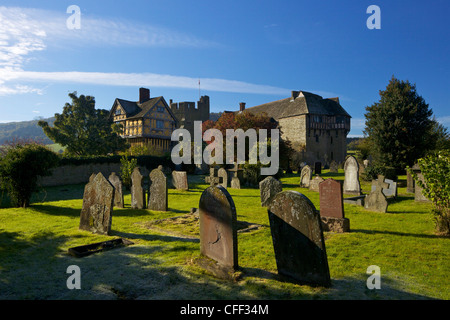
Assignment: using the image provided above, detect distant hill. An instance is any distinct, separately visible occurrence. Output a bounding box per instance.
[0,118,55,145]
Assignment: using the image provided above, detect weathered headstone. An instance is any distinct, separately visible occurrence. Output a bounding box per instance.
[227,163,244,181]
[205,167,221,186]
[218,168,228,189]
[172,170,189,191]
[314,162,322,175]
[343,156,361,195]
[148,166,168,211]
[319,179,349,233]
[79,173,114,235]
[108,172,124,208]
[371,178,397,198]
[198,186,238,276]
[268,191,331,287]
[300,165,313,188]
[131,167,145,209]
[309,175,325,192]
[230,177,241,189]
[365,175,389,213]
[329,160,339,173]
[411,164,429,202]
[406,168,415,193]
[259,176,283,207]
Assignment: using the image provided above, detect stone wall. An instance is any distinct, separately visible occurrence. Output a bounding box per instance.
[170,95,210,136]
[279,115,307,150]
[279,114,348,165]
[37,162,122,187]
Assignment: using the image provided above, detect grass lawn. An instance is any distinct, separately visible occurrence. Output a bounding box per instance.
[0,170,448,300]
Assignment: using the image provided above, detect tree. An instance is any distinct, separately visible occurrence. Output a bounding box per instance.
[408,150,450,236]
[38,92,128,156]
[0,142,59,207]
[201,111,293,174]
[364,76,435,171]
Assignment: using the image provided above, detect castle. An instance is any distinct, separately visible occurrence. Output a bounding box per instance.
[109,87,351,166]
[239,90,351,165]
[169,95,210,136]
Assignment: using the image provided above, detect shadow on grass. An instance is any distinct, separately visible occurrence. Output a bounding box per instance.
[112,230,199,244]
[351,228,447,239]
[0,228,438,300]
[29,204,80,217]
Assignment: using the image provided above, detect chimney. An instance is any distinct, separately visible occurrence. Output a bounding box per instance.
[239,102,246,112]
[139,88,150,104]
[291,91,300,101]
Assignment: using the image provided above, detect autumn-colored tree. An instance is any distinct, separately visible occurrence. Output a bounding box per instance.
[202,111,293,171]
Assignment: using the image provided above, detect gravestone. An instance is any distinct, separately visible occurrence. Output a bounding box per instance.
[198,186,238,276]
[227,163,244,181]
[268,191,331,287]
[218,168,228,189]
[319,179,349,233]
[131,167,145,209]
[108,172,124,208]
[79,173,114,235]
[259,176,283,207]
[205,167,221,187]
[227,163,243,189]
[406,168,415,193]
[309,175,325,192]
[230,177,241,189]
[365,175,389,213]
[172,170,189,191]
[300,165,313,188]
[411,164,429,202]
[329,160,339,173]
[371,178,397,198]
[148,166,168,211]
[314,162,322,175]
[343,156,361,195]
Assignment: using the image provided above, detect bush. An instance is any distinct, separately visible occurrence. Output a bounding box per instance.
[242,162,283,187]
[408,150,450,236]
[362,163,397,181]
[0,143,59,207]
[120,154,138,190]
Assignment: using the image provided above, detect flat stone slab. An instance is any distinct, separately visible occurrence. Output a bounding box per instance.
[343,195,366,206]
[68,238,134,258]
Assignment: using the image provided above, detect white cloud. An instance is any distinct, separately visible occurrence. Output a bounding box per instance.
[437,116,450,127]
[1,69,290,95]
[351,117,366,130]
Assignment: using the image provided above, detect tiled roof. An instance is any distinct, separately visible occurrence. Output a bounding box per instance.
[244,91,351,120]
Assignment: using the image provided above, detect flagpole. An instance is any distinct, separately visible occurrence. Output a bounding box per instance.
[198,78,201,100]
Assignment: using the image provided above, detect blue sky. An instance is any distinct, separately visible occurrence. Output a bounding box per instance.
[0,0,449,137]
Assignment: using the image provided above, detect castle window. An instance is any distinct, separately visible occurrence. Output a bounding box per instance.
[331,136,333,144]
[315,135,319,143]
[157,106,164,113]
[115,109,122,115]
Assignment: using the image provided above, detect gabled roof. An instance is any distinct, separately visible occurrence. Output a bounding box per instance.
[111,96,177,123]
[244,91,351,120]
